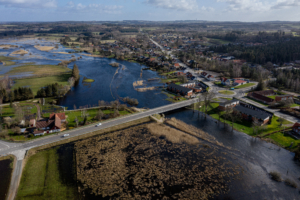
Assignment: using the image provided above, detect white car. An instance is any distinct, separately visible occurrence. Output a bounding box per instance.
[63,134,69,137]
[96,123,102,127]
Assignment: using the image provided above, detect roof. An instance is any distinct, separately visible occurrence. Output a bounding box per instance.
[254,90,275,96]
[174,63,180,67]
[54,114,61,129]
[220,77,228,82]
[276,95,293,98]
[234,80,246,84]
[50,113,65,120]
[168,83,193,93]
[293,123,300,128]
[219,99,239,107]
[234,105,270,120]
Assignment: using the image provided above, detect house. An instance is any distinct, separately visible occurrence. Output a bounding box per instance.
[167,83,193,96]
[234,105,270,125]
[49,113,66,122]
[233,80,247,86]
[220,77,231,86]
[174,63,180,68]
[206,75,215,81]
[33,130,45,136]
[200,72,208,78]
[293,123,300,134]
[247,90,276,104]
[275,95,293,102]
[34,113,65,135]
[218,99,240,111]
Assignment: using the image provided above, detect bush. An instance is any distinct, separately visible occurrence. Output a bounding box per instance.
[284,178,298,188]
[269,171,281,182]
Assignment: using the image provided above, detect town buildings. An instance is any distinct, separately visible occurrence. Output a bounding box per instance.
[218,99,240,111]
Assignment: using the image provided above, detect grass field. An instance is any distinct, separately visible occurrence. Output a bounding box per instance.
[234,83,256,89]
[13,74,71,95]
[218,90,234,95]
[266,132,300,149]
[66,109,131,127]
[0,55,16,66]
[7,64,71,76]
[163,91,186,102]
[16,146,78,200]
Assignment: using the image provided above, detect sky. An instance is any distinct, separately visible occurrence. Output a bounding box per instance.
[0,0,300,22]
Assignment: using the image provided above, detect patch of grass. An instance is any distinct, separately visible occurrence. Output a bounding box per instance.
[83,78,95,83]
[163,91,186,102]
[0,55,17,66]
[284,178,298,188]
[266,132,300,149]
[234,83,256,89]
[268,95,276,100]
[269,171,281,182]
[7,64,71,76]
[218,90,234,95]
[1,106,14,118]
[16,147,78,200]
[12,74,71,95]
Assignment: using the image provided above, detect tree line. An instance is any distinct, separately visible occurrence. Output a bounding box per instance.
[0,87,34,103]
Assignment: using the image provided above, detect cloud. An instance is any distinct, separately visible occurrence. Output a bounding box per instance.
[272,0,300,9]
[145,0,198,11]
[63,2,123,14]
[0,0,57,8]
[217,0,270,12]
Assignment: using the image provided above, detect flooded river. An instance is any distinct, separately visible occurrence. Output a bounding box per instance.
[0,158,13,200]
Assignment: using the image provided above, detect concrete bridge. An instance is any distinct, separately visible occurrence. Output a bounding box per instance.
[0,99,199,200]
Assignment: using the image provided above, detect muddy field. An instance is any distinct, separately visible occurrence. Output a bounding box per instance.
[75,119,243,200]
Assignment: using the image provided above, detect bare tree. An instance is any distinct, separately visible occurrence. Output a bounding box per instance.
[95,109,104,121]
[199,92,216,119]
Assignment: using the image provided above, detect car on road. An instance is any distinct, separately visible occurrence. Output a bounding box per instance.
[96,123,102,127]
[63,134,69,137]
[230,88,235,90]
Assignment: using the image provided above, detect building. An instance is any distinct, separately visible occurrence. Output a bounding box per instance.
[34,113,65,135]
[218,99,240,111]
[174,63,180,68]
[293,123,300,134]
[233,80,247,86]
[29,119,36,127]
[220,77,231,86]
[247,90,276,104]
[234,105,270,125]
[206,75,215,81]
[167,83,193,96]
[275,95,293,102]
[200,72,208,78]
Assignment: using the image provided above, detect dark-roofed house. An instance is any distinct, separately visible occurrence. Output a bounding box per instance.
[247,90,276,104]
[275,95,293,102]
[218,99,240,111]
[293,123,300,134]
[234,105,270,125]
[167,83,193,96]
[34,113,64,135]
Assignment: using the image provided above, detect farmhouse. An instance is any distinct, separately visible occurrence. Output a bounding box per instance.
[167,83,193,96]
[218,99,240,111]
[234,105,270,125]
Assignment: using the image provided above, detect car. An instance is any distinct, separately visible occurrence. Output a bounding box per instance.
[96,123,102,127]
[230,88,235,90]
[63,134,69,137]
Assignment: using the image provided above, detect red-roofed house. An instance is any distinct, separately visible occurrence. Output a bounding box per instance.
[174,63,180,68]
[293,123,300,134]
[34,113,65,135]
[233,80,247,86]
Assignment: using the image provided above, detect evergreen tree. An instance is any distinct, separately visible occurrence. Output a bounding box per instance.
[72,64,80,81]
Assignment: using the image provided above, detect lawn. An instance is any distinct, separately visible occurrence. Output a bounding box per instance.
[267,132,300,149]
[13,74,72,95]
[7,64,71,76]
[163,91,186,102]
[16,147,78,200]
[268,95,276,100]
[1,106,14,118]
[234,83,256,89]
[0,55,17,66]
[218,90,234,95]
[66,109,131,127]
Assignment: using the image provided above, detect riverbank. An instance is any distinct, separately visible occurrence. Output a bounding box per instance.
[192,102,300,151]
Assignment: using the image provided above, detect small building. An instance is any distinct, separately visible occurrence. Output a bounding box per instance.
[200,72,208,78]
[220,77,231,86]
[293,123,300,134]
[218,99,240,111]
[174,63,180,68]
[234,105,270,125]
[233,80,247,86]
[275,95,293,102]
[29,119,36,127]
[206,75,215,81]
[167,83,193,96]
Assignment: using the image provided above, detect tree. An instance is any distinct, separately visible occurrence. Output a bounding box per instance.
[72,64,80,81]
[225,109,242,132]
[113,109,119,118]
[277,117,284,127]
[95,110,104,121]
[256,79,266,91]
[199,92,215,119]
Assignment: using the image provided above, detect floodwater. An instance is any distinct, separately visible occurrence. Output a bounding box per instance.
[0,38,170,108]
[166,109,300,200]
[0,158,13,200]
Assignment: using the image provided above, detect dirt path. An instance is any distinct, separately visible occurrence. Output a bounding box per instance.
[35,104,42,120]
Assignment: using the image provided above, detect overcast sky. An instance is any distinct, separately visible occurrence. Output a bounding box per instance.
[0,0,300,22]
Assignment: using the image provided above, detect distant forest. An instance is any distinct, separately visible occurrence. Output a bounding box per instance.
[209,38,300,64]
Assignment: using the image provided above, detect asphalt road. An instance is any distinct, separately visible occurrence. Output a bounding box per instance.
[0,98,199,156]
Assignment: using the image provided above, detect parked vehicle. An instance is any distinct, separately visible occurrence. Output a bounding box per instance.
[230,88,235,90]
[96,123,102,127]
[63,134,69,137]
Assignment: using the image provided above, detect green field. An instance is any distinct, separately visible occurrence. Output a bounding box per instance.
[267,132,300,149]
[66,109,131,127]
[16,146,78,200]
[0,55,16,66]
[13,74,71,95]
[234,83,256,89]
[218,90,234,95]
[7,64,71,76]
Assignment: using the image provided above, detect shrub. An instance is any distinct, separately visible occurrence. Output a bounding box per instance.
[284,178,298,188]
[269,171,281,182]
